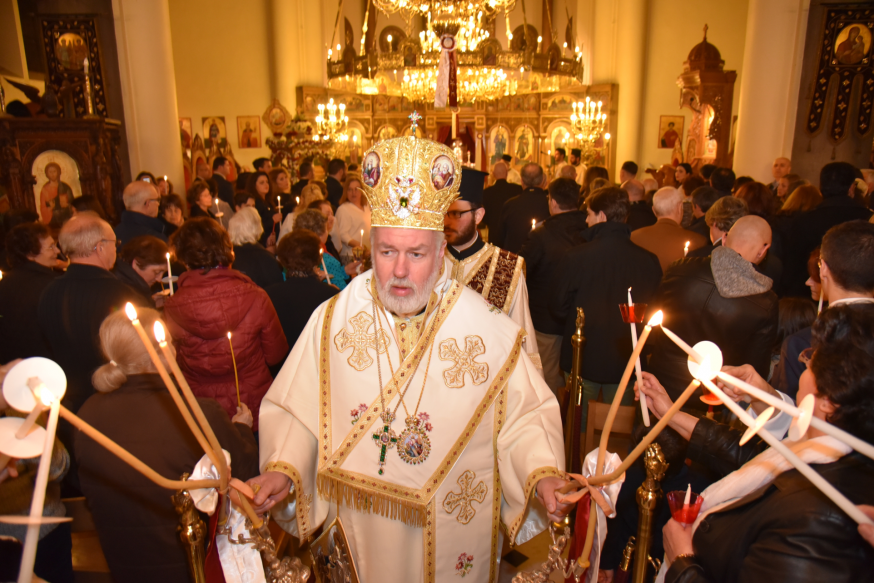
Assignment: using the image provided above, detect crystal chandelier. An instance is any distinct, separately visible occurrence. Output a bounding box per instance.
[314,98,348,141]
[403,66,508,103]
[570,96,610,155]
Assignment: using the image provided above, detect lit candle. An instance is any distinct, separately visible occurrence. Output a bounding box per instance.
[165,253,173,296]
[531,219,536,231]
[16,382,61,583]
[277,196,282,212]
[683,483,691,508]
[537,36,542,51]
[628,287,650,426]
[684,241,690,257]
[661,325,703,362]
[817,295,823,315]
[360,229,364,245]
[296,196,300,206]
[227,332,240,407]
[694,366,873,526]
[164,175,168,182]
[320,249,332,284]
[214,198,224,218]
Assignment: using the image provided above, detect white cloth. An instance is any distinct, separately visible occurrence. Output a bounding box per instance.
[189,451,266,583]
[507,167,522,185]
[580,448,625,583]
[655,435,851,582]
[259,266,564,583]
[331,202,371,260]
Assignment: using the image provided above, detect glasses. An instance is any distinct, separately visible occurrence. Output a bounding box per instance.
[147,197,161,205]
[446,209,475,220]
[93,238,120,251]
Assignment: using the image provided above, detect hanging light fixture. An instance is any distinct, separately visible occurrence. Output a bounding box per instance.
[570,96,610,160]
[314,98,349,141]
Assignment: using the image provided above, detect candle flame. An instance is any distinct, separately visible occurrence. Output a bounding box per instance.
[34,385,56,407]
[124,302,138,321]
[215,198,220,206]
[628,286,631,292]
[165,252,170,260]
[684,241,690,250]
[320,248,324,255]
[227,332,232,339]
[296,197,300,205]
[153,321,166,343]
[647,310,664,327]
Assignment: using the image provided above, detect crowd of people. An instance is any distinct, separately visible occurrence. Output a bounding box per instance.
[1,145,873,582]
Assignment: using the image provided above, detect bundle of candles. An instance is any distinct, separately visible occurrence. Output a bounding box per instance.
[0,304,261,582]
[568,307,874,574]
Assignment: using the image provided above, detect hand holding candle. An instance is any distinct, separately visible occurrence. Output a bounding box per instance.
[214,198,223,218]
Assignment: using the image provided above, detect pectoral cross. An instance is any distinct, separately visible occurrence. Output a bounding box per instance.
[372,413,398,475]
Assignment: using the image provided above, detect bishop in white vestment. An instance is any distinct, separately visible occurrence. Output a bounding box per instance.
[251,133,568,583]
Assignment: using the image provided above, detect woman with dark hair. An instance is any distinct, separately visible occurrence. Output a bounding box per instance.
[268,167,292,219]
[186,180,218,221]
[265,229,338,354]
[581,166,610,201]
[331,174,370,262]
[163,218,288,430]
[637,303,874,583]
[159,193,186,237]
[675,163,693,185]
[0,223,60,361]
[135,171,157,184]
[75,307,258,583]
[734,181,780,219]
[246,171,282,249]
[771,297,817,379]
[113,235,169,306]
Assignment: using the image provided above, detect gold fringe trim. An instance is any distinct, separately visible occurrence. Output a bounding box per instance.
[318,473,427,528]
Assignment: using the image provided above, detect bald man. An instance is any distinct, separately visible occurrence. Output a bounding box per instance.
[115,180,168,245]
[630,187,707,271]
[483,161,523,244]
[645,213,778,410]
[623,179,656,231]
[770,157,791,192]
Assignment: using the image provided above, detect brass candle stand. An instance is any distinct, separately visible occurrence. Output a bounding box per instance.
[564,308,586,474]
[632,444,667,583]
[172,473,207,583]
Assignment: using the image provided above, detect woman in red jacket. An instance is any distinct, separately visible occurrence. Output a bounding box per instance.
[164,217,288,431]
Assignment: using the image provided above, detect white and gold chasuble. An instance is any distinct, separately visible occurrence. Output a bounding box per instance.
[444,244,542,372]
[259,267,564,583]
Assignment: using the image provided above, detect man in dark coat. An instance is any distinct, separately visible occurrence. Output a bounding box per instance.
[647,216,778,412]
[211,156,236,208]
[783,162,872,297]
[325,158,346,210]
[520,177,588,393]
[622,178,656,231]
[686,185,721,240]
[291,160,314,198]
[498,163,550,253]
[552,187,662,433]
[482,161,522,244]
[114,181,167,245]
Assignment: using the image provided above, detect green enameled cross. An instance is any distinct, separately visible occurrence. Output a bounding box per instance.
[372,424,398,475]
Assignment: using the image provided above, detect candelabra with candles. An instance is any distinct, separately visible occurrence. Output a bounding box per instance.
[315,98,348,142]
[570,96,610,165]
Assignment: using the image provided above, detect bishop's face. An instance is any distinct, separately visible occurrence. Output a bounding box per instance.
[372,227,446,318]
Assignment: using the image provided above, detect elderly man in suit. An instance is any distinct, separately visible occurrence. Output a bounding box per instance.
[631,187,707,272]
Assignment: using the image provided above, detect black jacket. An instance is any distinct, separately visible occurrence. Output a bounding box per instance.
[627,201,657,231]
[686,215,709,239]
[212,174,235,208]
[38,264,146,414]
[325,175,344,210]
[266,276,338,358]
[552,221,662,378]
[76,373,258,583]
[482,179,523,244]
[232,243,283,289]
[252,196,277,247]
[666,417,874,583]
[499,187,550,254]
[112,260,154,306]
[520,210,588,334]
[114,211,168,246]
[647,257,778,411]
[782,197,872,297]
[0,261,59,362]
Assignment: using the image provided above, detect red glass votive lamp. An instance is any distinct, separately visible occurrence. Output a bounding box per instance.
[666,490,704,526]
[619,303,648,324]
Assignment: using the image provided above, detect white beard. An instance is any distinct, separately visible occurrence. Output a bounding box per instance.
[374,259,441,317]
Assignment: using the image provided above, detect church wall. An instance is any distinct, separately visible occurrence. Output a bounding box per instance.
[638,0,749,172]
[167,0,274,169]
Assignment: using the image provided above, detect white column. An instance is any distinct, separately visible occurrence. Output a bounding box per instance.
[613,0,646,177]
[271,0,326,112]
[112,0,184,186]
[733,0,810,181]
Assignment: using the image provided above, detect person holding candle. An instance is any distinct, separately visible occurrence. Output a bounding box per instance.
[631,187,708,272]
[211,156,236,208]
[552,186,662,433]
[278,183,324,242]
[634,303,874,583]
[268,167,293,220]
[186,179,219,221]
[292,209,359,290]
[163,217,288,431]
[75,308,258,583]
[158,193,186,238]
[497,163,551,253]
[114,180,168,246]
[246,171,282,250]
[112,235,170,307]
[332,174,371,263]
[227,207,283,289]
[308,198,342,258]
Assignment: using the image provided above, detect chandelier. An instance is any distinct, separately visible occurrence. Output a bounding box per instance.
[403,66,508,103]
[570,97,610,156]
[314,98,348,141]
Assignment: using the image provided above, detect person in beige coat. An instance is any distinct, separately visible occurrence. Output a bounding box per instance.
[630,187,707,272]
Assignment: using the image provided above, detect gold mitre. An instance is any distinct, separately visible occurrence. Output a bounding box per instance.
[359,136,461,231]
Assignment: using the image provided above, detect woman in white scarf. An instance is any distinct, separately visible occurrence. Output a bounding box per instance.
[635,303,874,583]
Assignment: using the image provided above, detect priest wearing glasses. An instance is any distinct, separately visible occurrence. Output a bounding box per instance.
[249,129,568,583]
[444,166,543,374]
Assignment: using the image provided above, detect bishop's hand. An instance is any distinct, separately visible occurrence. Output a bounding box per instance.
[246,471,292,514]
[535,476,574,522]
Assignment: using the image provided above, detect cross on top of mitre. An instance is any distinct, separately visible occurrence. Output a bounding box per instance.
[409,111,422,136]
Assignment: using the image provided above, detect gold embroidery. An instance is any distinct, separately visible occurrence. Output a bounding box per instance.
[317,331,524,527]
[439,335,489,388]
[489,387,506,581]
[481,247,500,299]
[264,461,312,541]
[507,465,565,546]
[334,311,391,371]
[461,244,524,313]
[424,498,437,583]
[442,470,488,524]
[319,297,339,468]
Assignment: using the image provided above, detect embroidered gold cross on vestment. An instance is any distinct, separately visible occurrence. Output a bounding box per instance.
[443,470,488,524]
[334,311,390,371]
[439,335,489,388]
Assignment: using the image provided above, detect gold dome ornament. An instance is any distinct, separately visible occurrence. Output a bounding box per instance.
[360,115,462,232]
